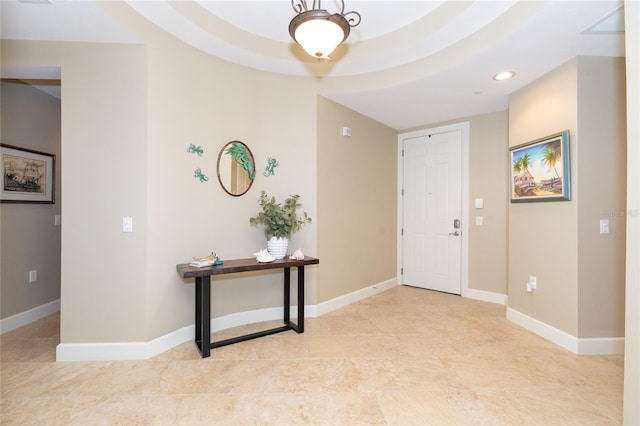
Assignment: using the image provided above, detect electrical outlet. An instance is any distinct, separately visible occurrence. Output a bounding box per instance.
[529,275,537,290]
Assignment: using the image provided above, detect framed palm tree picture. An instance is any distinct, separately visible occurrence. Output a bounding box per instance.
[510,130,570,202]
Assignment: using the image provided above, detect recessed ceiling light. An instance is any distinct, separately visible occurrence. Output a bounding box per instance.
[493,71,515,81]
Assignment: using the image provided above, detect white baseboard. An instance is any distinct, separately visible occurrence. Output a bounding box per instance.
[146,324,194,358]
[0,299,60,335]
[315,278,399,316]
[211,307,286,332]
[464,288,508,305]
[56,309,285,362]
[56,324,195,362]
[56,278,399,362]
[506,307,624,355]
[577,337,625,355]
[56,342,150,361]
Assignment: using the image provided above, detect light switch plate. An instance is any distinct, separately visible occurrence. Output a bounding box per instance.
[474,198,483,209]
[122,217,133,233]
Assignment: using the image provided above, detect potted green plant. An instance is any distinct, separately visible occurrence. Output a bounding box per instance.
[249,190,311,259]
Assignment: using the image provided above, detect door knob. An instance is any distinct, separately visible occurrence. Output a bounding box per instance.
[449,231,460,236]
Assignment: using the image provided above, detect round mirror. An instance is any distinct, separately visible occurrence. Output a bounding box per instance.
[217,141,256,197]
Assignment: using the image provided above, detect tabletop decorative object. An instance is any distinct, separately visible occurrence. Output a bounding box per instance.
[253,249,275,263]
[249,191,311,259]
[290,248,305,260]
[189,252,222,267]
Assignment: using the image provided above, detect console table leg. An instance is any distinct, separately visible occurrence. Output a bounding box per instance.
[297,266,304,333]
[284,267,290,324]
[195,276,211,358]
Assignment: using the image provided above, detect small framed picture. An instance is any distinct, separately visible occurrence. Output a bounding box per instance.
[1,144,55,204]
[510,130,570,203]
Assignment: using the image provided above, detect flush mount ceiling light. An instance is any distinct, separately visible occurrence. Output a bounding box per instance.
[493,71,516,81]
[289,0,361,61]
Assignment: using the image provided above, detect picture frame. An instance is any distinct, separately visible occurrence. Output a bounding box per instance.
[1,144,55,204]
[510,130,570,203]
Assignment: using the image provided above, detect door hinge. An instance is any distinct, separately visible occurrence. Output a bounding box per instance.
[401,228,404,235]
[401,267,403,275]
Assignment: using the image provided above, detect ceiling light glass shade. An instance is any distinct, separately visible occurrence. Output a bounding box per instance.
[289,1,361,61]
[292,13,346,59]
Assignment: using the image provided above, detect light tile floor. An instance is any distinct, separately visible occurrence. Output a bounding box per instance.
[1,286,623,425]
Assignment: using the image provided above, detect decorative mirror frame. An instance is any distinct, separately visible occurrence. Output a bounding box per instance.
[216,140,256,197]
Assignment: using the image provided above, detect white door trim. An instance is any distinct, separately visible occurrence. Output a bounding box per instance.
[397,122,469,296]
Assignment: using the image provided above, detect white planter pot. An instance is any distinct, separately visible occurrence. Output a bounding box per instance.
[267,237,289,260]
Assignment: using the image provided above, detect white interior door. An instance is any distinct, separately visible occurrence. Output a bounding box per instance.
[401,128,463,294]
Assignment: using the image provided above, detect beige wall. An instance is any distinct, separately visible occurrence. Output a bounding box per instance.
[316,97,397,302]
[144,35,321,338]
[465,111,509,295]
[1,80,61,319]
[508,59,580,335]
[577,57,626,338]
[63,43,149,343]
[508,57,626,339]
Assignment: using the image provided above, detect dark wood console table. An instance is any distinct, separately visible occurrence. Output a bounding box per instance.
[176,256,319,358]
